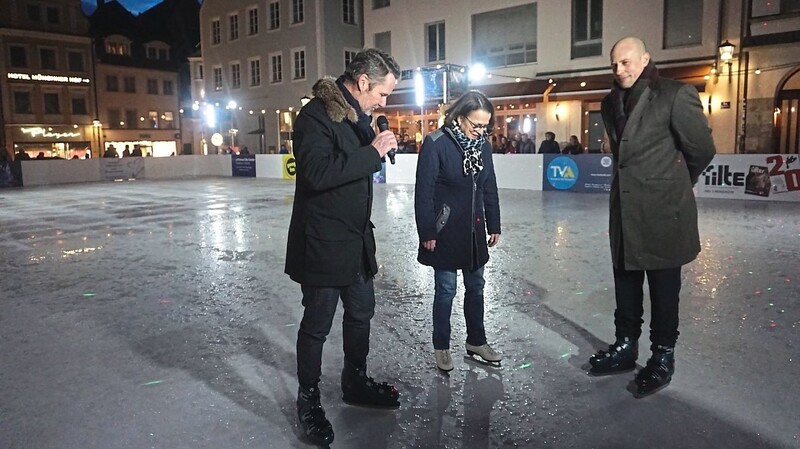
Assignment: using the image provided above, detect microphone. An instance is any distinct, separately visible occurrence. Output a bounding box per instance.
[376,115,396,164]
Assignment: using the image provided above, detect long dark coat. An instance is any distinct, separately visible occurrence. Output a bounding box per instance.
[601,77,716,271]
[284,77,382,287]
[415,128,501,271]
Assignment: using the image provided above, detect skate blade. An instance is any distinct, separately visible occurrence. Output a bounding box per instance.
[342,397,401,410]
[633,380,671,399]
[464,355,502,369]
[587,366,636,377]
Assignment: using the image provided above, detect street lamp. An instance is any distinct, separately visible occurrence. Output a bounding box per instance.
[718,40,735,82]
[92,118,102,158]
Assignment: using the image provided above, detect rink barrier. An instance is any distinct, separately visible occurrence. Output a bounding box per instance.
[12,153,800,202]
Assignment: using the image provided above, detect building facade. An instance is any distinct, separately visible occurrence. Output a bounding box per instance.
[0,0,96,160]
[196,0,364,154]
[364,0,800,155]
[89,0,185,158]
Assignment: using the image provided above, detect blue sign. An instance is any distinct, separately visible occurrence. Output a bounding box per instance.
[232,154,256,177]
[545,156,580,190]
[543,154,613,192]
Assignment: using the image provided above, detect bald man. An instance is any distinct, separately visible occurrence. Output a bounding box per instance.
[588,37,716,398]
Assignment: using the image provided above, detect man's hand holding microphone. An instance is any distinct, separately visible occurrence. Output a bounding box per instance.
[371,115,396,164]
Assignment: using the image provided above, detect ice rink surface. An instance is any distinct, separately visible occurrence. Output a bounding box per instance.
[1,177,797,449]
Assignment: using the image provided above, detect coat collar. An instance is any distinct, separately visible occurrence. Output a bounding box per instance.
[311,77,358,124]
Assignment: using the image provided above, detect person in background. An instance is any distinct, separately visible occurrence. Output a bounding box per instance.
[519,133,534,154]
[562,135,584,155]
[537,131,560,154]
[588,36,716,398]
[414,90,502,373]
[16,148,31,160]
[285,48,401,447]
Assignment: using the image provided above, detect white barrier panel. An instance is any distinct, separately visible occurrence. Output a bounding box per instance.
[385,154,544,190]
[255,154,289,179]
[144,155,231,179]
[385,154,418,185]
[493,154,544,190]
[695,154,800,202]
[21,159,103,186]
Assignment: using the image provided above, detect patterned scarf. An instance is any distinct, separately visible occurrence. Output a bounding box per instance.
[449,121,486,177]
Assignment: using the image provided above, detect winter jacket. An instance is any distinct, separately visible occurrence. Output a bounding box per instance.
[285,77,383,286]
[415,127,501,271]
[601,76,716,270]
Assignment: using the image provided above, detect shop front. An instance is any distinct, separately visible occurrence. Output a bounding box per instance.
[8,125,94,159]
[102,129,179,157]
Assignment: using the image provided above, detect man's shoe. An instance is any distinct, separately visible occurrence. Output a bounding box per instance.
[464,343,502,368]
[588,337,638,376]
[634,345,675,398]
[435,349,454,372]
[341,363,400,409]
[296,385,334,446]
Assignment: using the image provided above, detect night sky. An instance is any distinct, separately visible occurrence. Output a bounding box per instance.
[81,0,167,15]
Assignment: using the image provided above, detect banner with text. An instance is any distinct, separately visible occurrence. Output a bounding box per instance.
[231,154,256,177]
[696,154,800,202]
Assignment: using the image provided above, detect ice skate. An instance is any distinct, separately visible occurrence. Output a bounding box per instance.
[341,362,400,409]
[464,343,502,368]
[588,337,638,376]
[296,385,334,447]
[634,345,675,398]
[435,349,454,372]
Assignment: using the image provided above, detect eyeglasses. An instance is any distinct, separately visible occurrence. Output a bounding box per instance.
[463,116,489,132]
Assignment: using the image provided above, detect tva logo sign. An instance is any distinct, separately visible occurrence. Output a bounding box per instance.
[546,156,579,190]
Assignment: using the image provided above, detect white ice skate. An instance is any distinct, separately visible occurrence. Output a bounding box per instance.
[464,343,502,368]
[435,349,454,372]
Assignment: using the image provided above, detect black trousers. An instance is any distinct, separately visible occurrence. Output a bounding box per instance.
[296,273,375,388]
[613,266,682,349]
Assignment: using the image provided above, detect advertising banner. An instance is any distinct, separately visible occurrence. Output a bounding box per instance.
[696,154,800,202]
[542,154,613,193]
[231,154,256,177]
[101,157,144,181]
[282,155,296,180]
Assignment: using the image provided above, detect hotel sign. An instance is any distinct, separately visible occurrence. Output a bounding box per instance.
[8,72,90,84]
[21,127,82,139]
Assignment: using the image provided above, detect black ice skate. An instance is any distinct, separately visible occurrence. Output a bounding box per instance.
[341,363,400,409]
[296,385,334,447]
[464,343,502,368]
[588,337,637,376]
[634,345,675,398]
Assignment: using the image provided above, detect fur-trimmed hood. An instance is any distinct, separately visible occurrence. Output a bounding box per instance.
[311,77,358,124]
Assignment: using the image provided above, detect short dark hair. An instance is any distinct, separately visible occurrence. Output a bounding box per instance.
[443,90,495,134]
[545,131,556,139]
[342,48,401,90]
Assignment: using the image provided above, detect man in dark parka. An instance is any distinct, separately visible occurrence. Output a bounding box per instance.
[285,48,401,446]
[588,37,716,398]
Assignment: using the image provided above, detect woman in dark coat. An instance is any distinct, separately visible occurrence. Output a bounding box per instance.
[414,90,502,372]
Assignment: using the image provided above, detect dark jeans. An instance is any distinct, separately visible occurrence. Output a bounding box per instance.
[296,273,375,388]
[432,267,486,350]
[613,266,682,349]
